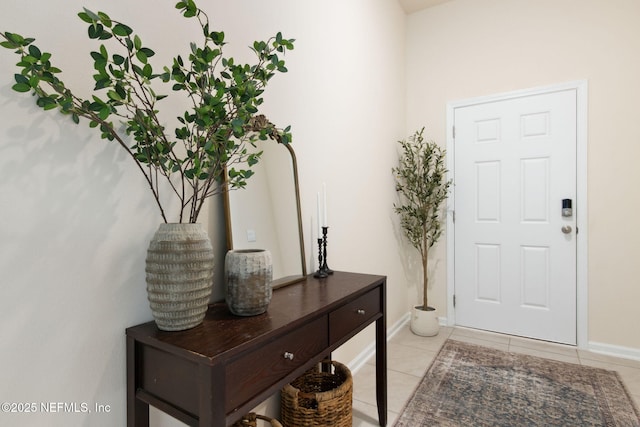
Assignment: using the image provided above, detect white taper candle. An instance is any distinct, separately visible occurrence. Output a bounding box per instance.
[323,182,327,227]
[317,192,322,237]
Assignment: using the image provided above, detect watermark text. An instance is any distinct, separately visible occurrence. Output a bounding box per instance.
[1,401,111,414]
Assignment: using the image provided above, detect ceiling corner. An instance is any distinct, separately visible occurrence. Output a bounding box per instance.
[399,0,454,14]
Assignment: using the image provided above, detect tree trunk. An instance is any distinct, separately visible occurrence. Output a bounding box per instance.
[422,245,429,310]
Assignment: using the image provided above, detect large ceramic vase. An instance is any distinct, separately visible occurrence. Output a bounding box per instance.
[410,306,440,337]
[145,223,215,331]
[225,249,273,316]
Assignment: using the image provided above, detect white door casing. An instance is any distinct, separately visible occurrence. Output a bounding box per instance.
[445,81,588,347]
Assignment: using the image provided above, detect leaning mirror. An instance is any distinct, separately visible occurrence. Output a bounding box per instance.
[223,142,307,288]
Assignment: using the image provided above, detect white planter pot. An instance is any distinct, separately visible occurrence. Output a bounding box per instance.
[410,306,440,337]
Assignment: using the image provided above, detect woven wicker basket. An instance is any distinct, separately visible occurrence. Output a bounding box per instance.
[231,412,282,427]
[281,360,353,427]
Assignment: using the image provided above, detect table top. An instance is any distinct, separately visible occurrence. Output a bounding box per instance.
[126,271,386,364]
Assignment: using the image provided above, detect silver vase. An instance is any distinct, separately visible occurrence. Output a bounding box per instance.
[145,223,214,331]
[225,249,273,316]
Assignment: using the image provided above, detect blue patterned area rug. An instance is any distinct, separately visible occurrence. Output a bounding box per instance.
[394,339,640,427]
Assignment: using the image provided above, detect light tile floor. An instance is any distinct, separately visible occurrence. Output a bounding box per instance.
[351,325,640,426]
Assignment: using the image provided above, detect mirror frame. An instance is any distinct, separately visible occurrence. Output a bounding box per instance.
[223,143,307,288]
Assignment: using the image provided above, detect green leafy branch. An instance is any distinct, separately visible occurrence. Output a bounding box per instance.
[1,0,294,223]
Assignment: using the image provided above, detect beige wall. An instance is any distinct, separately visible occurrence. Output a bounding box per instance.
[406,0,640,350]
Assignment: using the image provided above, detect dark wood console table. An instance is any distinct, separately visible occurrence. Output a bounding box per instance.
[126,271,387,426]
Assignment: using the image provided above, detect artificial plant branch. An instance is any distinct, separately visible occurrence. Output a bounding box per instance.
[1,0,294,223]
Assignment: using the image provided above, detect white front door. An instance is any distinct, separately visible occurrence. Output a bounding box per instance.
[453,88,578,345]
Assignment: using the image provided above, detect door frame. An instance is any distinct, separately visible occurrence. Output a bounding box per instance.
[445,80,589,348]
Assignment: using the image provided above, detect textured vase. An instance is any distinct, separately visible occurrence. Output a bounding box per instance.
[225,249,273,316]
[146,223,214,331]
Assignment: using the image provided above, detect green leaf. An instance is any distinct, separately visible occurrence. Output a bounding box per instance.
[12,82,31,92]
[29,75,40,87]
[36,96,57,110]
[132,64,144,76]
[97,12,112,27]
[136,50,147,64]
[100,44,108,60]
[134,34,142,50]
[6,32,24,44]
[90,51,106,63]
[14,74,29,85]
[113,54,125,65]
[181,2,197,18]
[211,31,225,46]
[88,23,104,39]
[114,83,126,99]
[142,63,152,78]
[139,47,154,58]
[28,45,41,59]
[99,106,110,120]
[78,12,94,24]
[42,101,58,110]
[107,90,122,101]
[82,8,100,22]
[112,23,133,37]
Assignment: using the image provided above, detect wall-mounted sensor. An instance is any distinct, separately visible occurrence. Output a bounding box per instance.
[562,199,573,217]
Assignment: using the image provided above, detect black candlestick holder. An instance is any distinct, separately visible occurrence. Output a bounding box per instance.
[313,226,334,278]
[321,226,333,275]
[313,237,328,278]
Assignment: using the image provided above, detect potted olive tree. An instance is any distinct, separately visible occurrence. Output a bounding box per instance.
[0,1,294,330]
[393,128,451,336]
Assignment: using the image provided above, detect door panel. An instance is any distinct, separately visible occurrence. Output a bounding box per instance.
[454,89,577,345]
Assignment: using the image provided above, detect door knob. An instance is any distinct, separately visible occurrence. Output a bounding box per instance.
[561,225,572,234]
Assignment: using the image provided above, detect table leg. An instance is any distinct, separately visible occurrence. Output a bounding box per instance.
[199,364,226,426]
[127,337,149,427]
[376,316,387,426]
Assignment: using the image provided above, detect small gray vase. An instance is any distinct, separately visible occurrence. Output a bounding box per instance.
[225,249,273,316]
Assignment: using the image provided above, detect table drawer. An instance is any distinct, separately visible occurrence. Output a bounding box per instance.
[329,287,381,345]
[225,316,328,413]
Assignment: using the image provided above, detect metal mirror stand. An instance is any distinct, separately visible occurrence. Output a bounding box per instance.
[223,143,307,289]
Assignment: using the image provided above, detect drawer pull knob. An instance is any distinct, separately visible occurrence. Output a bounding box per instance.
[283,352,295,360]
[357,309,366,315]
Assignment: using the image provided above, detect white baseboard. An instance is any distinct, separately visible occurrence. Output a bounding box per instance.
[588,341,640,362]
[347,312,410,374]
